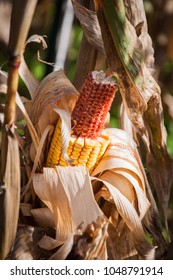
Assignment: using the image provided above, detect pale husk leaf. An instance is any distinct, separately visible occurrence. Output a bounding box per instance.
[56,166,103,228]
[96,170,136,205]
[92,128,145,189]
[114,169,150,219]
[93,177,154,259]
[33,167,74,243]
[33,166,102,244]
[31,69,78,138]
[21,124,54,200]
[49,234,74,260]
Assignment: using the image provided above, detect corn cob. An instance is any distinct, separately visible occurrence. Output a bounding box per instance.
[46,71,117,172]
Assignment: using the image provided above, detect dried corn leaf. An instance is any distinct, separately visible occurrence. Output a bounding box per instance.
[49,234,74,260]
[124,0,155,70]
[9,225,48,260]
[22,124,53,198]
[31,208,55,229]
[97,169,150,221]
[72,0,104,54]
[56,166,103,226]
[97,170,136,205]
[20,203,33,217]
[94,177,154,259]
[33,167,73,243]
[16,93,39,151]
[92,128,145,188]
[19,34,49,99]
[114,169,150,219]
[107,223,138,259]
[66,217,108,260]
[33,166,102,244]
[31,70,78,138]
[0,129,20,259]
[37,235,60,250]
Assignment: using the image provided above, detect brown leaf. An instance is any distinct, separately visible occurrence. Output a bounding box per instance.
[107,223,138,259]
[124,0,155,70]
[66,217,108,260]
[31,69,78,138]
[0,128,20,259]
[31,208,55,229]
[9,225,49,260]
[72,0,104,54]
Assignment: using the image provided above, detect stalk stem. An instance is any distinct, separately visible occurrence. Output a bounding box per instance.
[0,0,38,181]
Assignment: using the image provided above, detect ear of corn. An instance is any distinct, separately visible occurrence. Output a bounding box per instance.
[46,71,117,172]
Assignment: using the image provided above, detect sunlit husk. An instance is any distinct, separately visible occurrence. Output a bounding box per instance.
[31,70,78,139]
[33,166,103,245]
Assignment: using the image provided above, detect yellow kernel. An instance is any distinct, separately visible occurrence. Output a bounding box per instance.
[79,154,89,160]
[59,159,68,166]
[78,162,86,167]
[72,150,80,157]
[69,135,77,144]
[67,148,73,155]
[81,147,92,153]
[75,137,85,148]
[73,146,82,152]
[78,158,87,164]
[85,138,95,148]
[70,154,79,160]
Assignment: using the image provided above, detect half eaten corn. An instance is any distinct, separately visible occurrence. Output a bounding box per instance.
[46,71,117,172]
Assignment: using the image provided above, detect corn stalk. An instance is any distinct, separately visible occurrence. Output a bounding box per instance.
[0,0,37,259]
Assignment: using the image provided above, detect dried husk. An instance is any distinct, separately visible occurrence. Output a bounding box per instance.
[30,208,55,229]
[66,217,108,260]
[9,225,49,260]
[0,128,20,259]
[33,166,103,244]
[31,69,78,138]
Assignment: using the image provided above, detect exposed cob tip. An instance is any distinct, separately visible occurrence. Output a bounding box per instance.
[71,71,117,139]
[46,71,118,171]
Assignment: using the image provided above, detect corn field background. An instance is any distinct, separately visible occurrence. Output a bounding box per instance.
[0,0,173,260]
